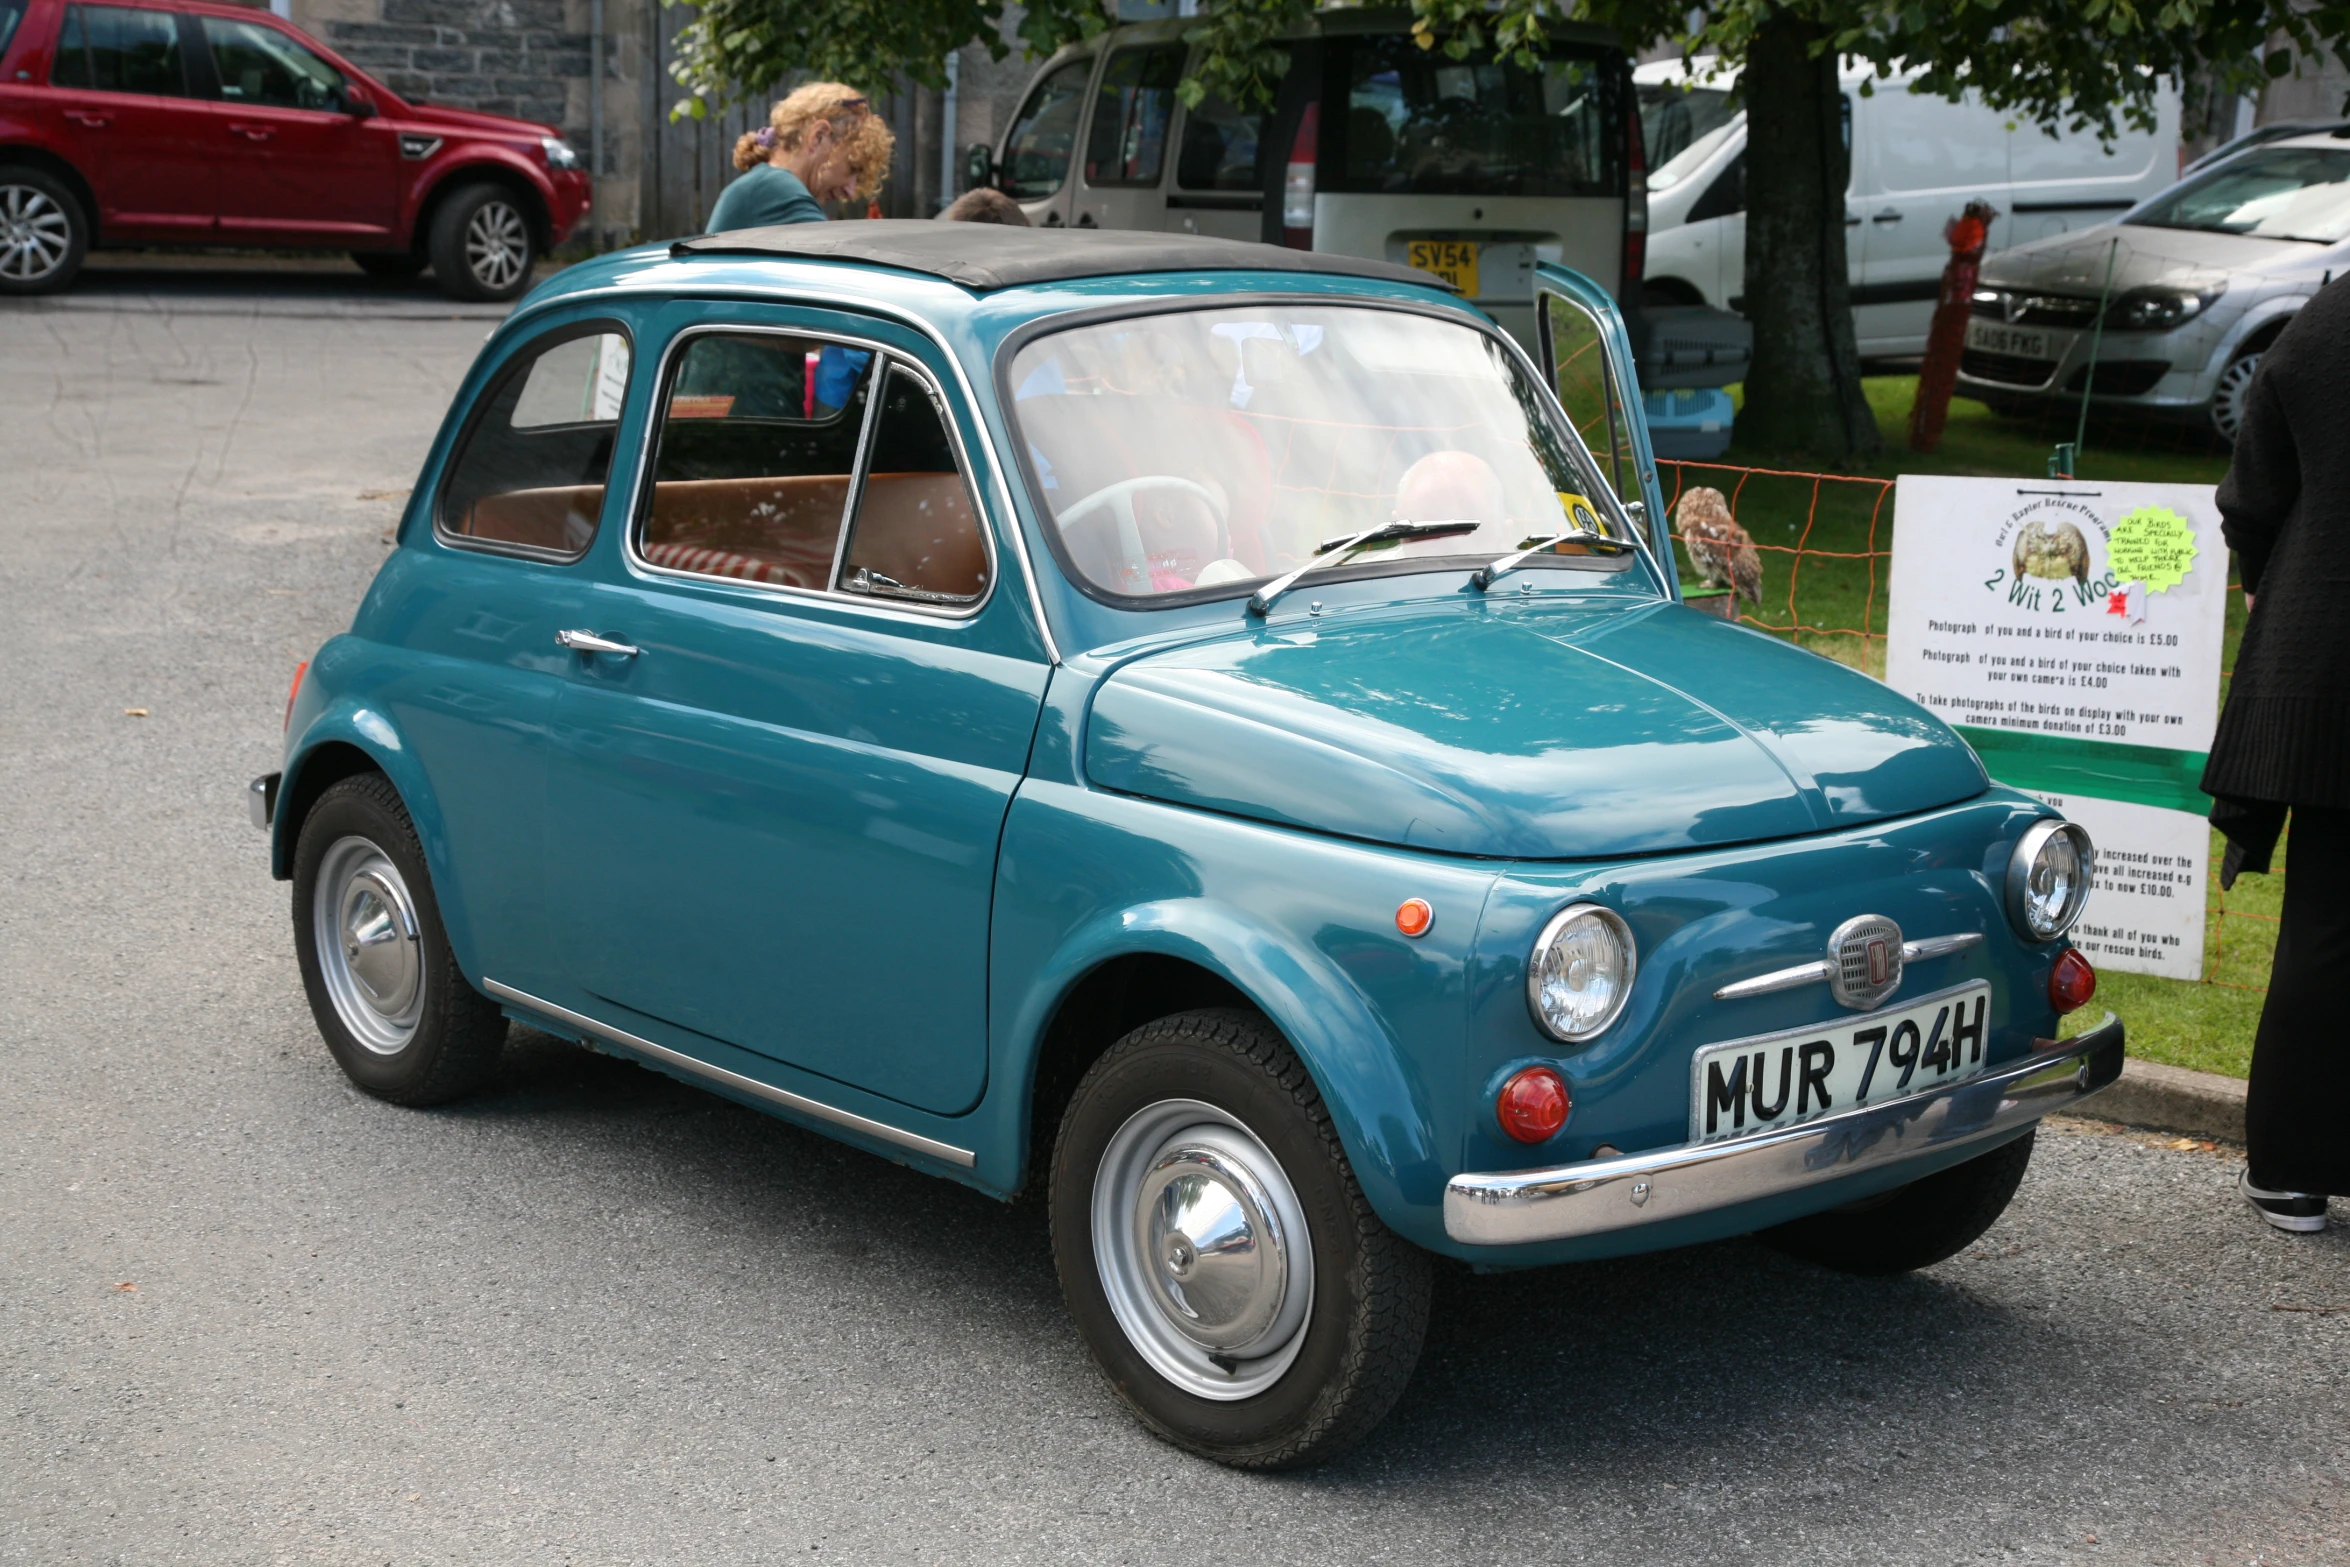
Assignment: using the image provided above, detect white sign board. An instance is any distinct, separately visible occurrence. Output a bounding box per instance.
[1885,478,2227,980]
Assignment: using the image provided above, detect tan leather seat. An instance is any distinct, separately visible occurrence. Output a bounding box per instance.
[641,474,852,588]
[462,485,604,553]
[841,473,988,598]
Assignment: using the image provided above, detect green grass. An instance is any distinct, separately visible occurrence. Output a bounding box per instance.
[1676,379,2264,1078]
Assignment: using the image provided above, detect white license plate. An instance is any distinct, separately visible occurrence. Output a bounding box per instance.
[1688,982,1994,1145]
[1964,319,2069,362]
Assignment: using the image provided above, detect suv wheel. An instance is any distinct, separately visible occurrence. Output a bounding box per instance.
[1049,1009,1431,1469]
[0,169,88,295]
[2210,347,2265,444]
[428,183,536,302]
[291,773,507,1104]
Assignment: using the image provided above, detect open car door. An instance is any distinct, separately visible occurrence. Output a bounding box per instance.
[1533,263,1672,597]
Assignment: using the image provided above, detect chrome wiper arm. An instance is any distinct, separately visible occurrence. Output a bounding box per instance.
[1246,519,1481,617]
[1472,528,1633,590]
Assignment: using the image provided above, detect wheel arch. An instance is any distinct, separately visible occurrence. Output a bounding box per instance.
[0,145,98,234]
[415,161,553,253]
[1006,900,1449,1236]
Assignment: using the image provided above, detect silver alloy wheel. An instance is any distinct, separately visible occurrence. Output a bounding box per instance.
[1092,1097,1314,1401]
[0,183,73,284]
[2210,350,2263,443]
[463,199,529,291]
[312,835,425,1055]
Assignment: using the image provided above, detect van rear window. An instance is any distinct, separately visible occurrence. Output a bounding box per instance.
[1325,35,1621,199]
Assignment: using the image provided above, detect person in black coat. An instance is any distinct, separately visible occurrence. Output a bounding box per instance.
[2202,278,2350,1233]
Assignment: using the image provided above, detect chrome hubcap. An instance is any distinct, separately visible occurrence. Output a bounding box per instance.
[313,836,423,1054]
[0,184,72,282]
[464,200,528,290]
[1093,1099,1313,1400]
[2212,352,2262,442]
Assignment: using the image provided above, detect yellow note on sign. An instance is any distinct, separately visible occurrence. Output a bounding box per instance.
[2107,505,2199,592]
[1407,240,1480,297]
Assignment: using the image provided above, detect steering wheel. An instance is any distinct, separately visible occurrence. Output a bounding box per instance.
[1056,476,1232,590]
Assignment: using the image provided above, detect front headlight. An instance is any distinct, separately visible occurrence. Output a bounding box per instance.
[542,136,581,171]
[2106,286,2221,332]
[2006,820,2095,941]
[1527,904,1637,1042]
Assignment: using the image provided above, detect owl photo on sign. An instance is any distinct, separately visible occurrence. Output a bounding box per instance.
[2013,519,2090,583]
[1675,486,1761,605]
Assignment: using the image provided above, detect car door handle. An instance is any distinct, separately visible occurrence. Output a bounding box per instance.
[555,629,640,657]
[1871,208,1902,223]
[229,123,275,142]
[64,109,112,127]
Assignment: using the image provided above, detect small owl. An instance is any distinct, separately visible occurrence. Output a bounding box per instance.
[1676,486,1762,605]
[2014,520,2090,584]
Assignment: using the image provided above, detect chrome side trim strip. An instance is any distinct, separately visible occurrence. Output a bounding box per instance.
[1443,1012,2124,1246]
[1711,932,1984,1000]
[482,978,978,1168]
[1711,960,1830,1001]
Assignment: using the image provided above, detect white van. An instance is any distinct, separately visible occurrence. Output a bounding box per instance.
[1637,59,2180,357]
[980,11,1643,354]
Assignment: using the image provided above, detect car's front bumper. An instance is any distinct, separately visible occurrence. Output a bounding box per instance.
[1443,1014,2124,1245]
[248,771,280,830]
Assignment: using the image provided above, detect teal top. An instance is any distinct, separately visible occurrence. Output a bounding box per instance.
[705,164,824,232]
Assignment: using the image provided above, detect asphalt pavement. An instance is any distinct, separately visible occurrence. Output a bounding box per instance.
[1,271,2344,1566]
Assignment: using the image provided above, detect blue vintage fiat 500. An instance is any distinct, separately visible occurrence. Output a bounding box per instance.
[251,223,2120,1468]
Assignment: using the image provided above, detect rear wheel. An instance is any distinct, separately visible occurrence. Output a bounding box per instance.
[291,773,506,1105]
[0,169,88,295]
[427,183,536,302]
[1759,1129,2036,1276]
[352,250,426,280]
[1049,1009,1431,1469]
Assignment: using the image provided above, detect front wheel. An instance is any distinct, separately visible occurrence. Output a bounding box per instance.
[291,773,507,1104]
[2209,347,2266,444]
[1759,1129,2036,1276]
[1049,1010,1431,1469]
[0,169,88,295]
[427,183,536,302]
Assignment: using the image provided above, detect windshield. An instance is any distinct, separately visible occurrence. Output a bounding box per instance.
[1641,83,1738,188]
[2130,146,2350,243]
[1007,305,1638,603]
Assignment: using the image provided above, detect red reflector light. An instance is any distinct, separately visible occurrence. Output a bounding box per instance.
[1497,1066,1570,1144]
[2049,947,2096,1014]
[1395,897,1433,938]
[1282,101,1319,249]
[283,660,308,732]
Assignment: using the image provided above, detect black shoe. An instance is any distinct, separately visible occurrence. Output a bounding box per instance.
[2241,1169,2329,1233]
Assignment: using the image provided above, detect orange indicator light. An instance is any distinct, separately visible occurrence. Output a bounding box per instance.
[1395,898,1433,938]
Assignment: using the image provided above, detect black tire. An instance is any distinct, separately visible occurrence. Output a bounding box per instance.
[1759,1129,2036,1276]
[290,773,506,1105]
[352,250,426,280]
[2209,346,2266,445]
[426,182,536,303]
[1049,1009,1431,1469]
[0,167,90,295]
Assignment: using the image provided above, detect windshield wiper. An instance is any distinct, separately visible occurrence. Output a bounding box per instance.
[1472,527,1633,589]
[1246,519,1482,617]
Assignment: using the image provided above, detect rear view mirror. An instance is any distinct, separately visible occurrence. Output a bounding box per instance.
[963,142,995,192]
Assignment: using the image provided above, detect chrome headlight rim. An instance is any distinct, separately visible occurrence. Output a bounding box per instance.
[1525,902,1638,1044]
[2006,818,2095,942]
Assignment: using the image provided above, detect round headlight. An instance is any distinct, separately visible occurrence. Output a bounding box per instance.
[2007,819,2094,941]
[1527,903,1636,1042]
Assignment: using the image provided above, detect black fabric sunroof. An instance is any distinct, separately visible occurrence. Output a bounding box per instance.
[671,219,1453,293]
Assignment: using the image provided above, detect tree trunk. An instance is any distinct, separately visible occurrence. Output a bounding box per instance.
[1735,11,1879,460]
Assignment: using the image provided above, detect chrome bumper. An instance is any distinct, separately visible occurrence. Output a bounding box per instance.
[248,772,279,830]
[1444,1014,2124,1246]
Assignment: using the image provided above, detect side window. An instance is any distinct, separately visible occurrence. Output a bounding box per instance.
[201,15,345,111]
[0,0,31,60]
[438,327,631,558]
[52,5,189,95]
[1085,44,1183,187]
[838,366,988,604]
[638,332,879,589]
[1687,150,1744,223]
[1176,92,1263,191]
[999,58,1092,199]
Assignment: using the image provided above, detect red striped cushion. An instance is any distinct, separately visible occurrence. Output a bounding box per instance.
[641,540,803,585]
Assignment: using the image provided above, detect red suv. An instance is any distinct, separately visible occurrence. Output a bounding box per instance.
[0,0,588,299]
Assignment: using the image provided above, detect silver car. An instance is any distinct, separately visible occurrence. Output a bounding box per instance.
[1959,133,2350,441]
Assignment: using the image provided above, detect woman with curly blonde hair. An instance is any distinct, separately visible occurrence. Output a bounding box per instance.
[705,81,895,232]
